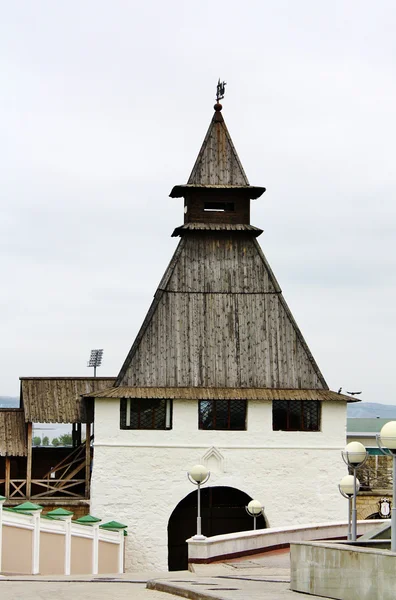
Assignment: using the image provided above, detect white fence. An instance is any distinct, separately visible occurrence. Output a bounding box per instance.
[0,497,126,575]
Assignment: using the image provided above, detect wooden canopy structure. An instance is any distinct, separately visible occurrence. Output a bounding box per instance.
[0,378,115,504]
[20,377,116,423]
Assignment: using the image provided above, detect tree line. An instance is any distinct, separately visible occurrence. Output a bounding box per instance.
[32,434,73,446]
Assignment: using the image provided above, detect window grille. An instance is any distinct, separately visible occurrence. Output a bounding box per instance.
[272,400,320,431]
[120,399,172,430]
[199,400,246,430]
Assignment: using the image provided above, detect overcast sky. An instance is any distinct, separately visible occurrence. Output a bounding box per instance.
[1,1,395,404]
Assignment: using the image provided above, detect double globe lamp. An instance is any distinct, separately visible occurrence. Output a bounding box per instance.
[339,423,396,551]
[377,421,396,552]
[340,441,367,542]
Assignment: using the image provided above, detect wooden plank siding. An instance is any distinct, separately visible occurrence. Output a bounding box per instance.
[0,410,27,456]
[116,233,327,390]
[20,378,116,423]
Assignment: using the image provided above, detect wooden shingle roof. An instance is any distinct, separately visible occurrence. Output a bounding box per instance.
[20,377,116,423]
[116,232,328,390]
[85,387,359,403]
[0,409,27,456]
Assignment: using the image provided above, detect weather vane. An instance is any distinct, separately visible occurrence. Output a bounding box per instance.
[216,79,226,102]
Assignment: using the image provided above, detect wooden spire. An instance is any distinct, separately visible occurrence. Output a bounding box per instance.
[187,103,250,186]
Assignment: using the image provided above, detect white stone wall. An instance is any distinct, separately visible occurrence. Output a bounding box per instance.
[90,398,348,572]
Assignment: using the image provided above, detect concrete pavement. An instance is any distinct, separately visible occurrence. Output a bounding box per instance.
[0,551,333,600]
[148,550,333,600]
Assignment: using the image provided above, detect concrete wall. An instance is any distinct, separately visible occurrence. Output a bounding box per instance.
[2,524,33,574]
[70,536,92,575]
[90,397,348,572]
[40,531,65,575]
[99,540,119,574]
[291,541,396,600]
[187,520,384,563]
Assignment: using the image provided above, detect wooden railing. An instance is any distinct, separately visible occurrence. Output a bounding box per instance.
[0,437,91,501]
[0,478,86,500]
[31,478,85,499]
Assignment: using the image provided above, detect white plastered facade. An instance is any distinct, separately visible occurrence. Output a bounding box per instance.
[90,397,348,572]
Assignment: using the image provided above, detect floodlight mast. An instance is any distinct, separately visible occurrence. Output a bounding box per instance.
[87,349,103,377]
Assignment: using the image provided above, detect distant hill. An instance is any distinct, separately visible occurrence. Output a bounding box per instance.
[0,396,20,408]
[348,402,396,419]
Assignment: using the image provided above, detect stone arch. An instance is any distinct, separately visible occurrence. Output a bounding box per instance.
[359,504,381,520]
[167,486,266,571]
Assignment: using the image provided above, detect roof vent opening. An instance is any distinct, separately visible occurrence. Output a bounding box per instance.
[204,202,235,212]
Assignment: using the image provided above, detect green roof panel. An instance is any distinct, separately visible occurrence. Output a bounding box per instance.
[100,520,128,530]
[75,514,101,524]
[13,501,43,511]
[46,508,74,517]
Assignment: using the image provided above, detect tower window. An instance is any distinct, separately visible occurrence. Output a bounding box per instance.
[204,202,235,212]
[120,398,172,430]
[198,399,246,430]
[272,400,320,431]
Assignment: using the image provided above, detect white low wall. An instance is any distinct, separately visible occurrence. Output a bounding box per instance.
[187,520,385,563]
[0,499,125,575]
[291,541,396,600]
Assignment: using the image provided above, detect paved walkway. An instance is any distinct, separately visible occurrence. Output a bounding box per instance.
[0,551,333,600]
[148,550,333,600]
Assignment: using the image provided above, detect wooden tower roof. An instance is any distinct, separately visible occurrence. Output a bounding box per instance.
[115,103,329,392]
[170,103,265,200]
[116,232,327,389]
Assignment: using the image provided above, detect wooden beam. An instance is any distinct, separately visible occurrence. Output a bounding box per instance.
[76,423,82,447]
[26,422,32,498]
[85,422,91,499]
[5,457,10,499]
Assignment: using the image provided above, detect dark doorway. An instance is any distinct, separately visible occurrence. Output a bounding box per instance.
[168,486,266,571]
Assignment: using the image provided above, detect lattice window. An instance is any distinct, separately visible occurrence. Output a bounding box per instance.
[272,400,320,431]
[120,399,172,430]
[198,400,246,430]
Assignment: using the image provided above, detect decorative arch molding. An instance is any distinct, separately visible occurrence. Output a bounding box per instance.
[201,446,225,474]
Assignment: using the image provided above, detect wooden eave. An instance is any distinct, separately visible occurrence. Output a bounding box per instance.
[84,387,359,403]
[170,184,265,199]
[172,223,263,237]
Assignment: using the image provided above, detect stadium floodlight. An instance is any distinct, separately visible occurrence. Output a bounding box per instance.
[87,349,103,377]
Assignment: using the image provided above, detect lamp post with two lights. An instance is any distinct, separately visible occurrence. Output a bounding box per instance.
[341,441,367,542]
[376,421,396,552]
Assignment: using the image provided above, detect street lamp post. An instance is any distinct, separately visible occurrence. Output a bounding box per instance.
[341,441,367,542]
[338,474,360,541]
[245,499,264,530]
[187,464,210,540]
[376,421,396,552]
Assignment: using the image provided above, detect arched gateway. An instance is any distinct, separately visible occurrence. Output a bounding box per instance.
[168,486,266,571]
